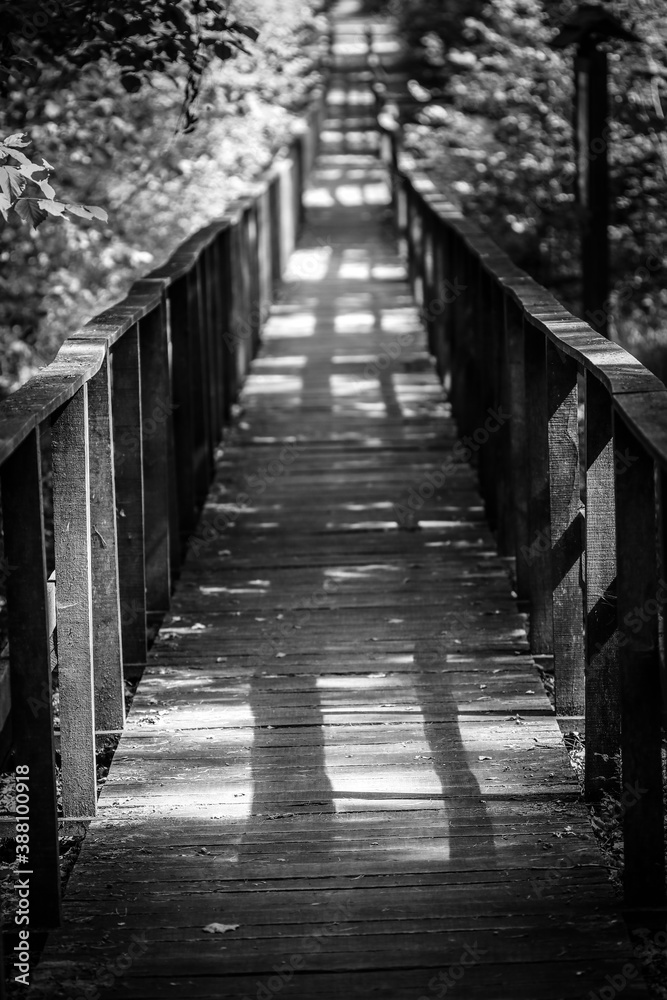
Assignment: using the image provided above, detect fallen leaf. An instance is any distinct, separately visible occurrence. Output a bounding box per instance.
[276,652,286,658]
[202,923,240,934]
[478,755,492,761]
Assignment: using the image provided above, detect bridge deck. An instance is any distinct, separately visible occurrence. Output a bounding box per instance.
[30,24,647,1000]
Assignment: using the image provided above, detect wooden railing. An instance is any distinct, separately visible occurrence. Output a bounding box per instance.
[380,127,667,909]
[0,89,325,940]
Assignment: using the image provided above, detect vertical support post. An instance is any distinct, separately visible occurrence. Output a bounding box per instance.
[584,372,619,798]
[1,428,61,926]
[111,327,147,671]
[524,326,553,653]
[614,415,665,906]
[140,302,172,621]
[547,344,585,715]
[219,228,237,421]
[87,356,125,731]
[52,385,97,817]
[494,283,513,557]
[575,47,609,336]
[505,301,530,599]
[168,278,197,554]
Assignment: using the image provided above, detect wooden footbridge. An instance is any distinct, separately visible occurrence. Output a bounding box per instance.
[1,3,666,998]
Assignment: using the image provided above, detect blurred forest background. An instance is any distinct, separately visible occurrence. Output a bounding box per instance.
[0,0,325,396]
[0,0,665,393]
[366,0,667,379]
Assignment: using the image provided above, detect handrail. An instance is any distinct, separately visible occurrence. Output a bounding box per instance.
[0,84,327,943]
[380,125,667,909]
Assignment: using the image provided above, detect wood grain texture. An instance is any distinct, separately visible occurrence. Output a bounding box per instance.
[613,415,666,906]
[0,428,61,925]
[111,326,147,668]
[584,372,619,798]
[52,384,97,817]
[546,345,584,715]
[29,18,647,996]
[87,355,125,732]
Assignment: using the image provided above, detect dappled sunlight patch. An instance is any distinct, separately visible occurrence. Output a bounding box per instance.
[284,245,333,281]
[325,520,398,531]
[247,374,303,395]
[252,355,308,369]
[372,263,407,280]
[332,353,380,364]
[334,310,375,333]
[329,374,375,397]
[263,312,316,337]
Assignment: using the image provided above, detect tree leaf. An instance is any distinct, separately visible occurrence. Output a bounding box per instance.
[37,199,67,217]
[14,198,48,229]
[2,133,30,148]
[0,165,25,201]
[66,203,108,222]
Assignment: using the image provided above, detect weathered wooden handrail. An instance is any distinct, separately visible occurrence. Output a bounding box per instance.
[381,127,667,909]
[0,88,326,941]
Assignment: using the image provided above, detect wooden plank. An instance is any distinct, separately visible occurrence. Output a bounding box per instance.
[0,427,61,927]
[614,413,666,906]
[111,326,147,669]
[52,384,97,817]
[87,355,125,731]
[546,344,584,715]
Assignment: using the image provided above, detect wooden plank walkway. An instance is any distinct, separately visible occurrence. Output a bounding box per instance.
[29,11,648,1000]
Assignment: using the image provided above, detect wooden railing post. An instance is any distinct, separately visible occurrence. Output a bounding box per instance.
[504,297,529,585]
[584,373,619,798]
[614,415,665,906]
[139,298,172,623]
[546,345,585,716]
[87,355,125,731]
[1,427,61,926]
[168,277,197,554]
[52,384,97,817]
[111,326,147,671]
[524,326,553,654]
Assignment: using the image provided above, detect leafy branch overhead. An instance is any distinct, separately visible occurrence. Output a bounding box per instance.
[0,0,260,130]
[0,133,108,229]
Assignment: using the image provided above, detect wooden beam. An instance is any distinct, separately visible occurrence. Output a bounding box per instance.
[584,372,619,798]
[87,355,125,731]
[52,385,97,818]
[1,427,61,926]
[139,302,171,621]
[547,344,585,715]
[614,414,665,906]
[111,327,147,671]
